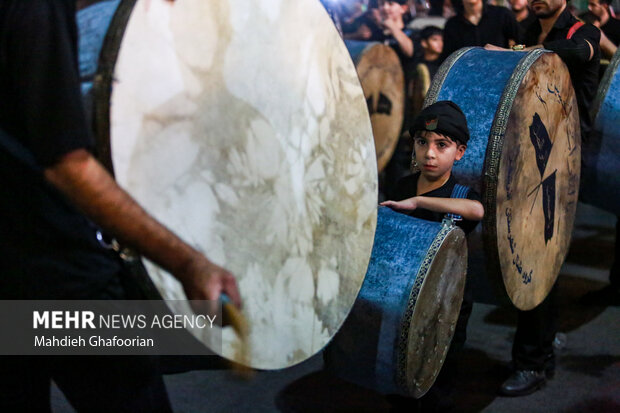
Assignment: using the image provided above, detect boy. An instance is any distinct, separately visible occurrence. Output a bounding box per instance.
[415,26,444,81]
[381,100,483,411]
[381,100,484,231]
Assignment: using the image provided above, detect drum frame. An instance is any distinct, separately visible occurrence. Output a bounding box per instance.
[92,0,137,177]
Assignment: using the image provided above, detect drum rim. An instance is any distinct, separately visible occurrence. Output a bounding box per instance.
[395,222,466,397]
[88,0,164,300]
[92,0,137,178]
[480,48,548,290]
[591,48,620,123]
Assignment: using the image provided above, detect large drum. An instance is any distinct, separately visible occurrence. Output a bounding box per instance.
[346,40,405,172]
[582,49,620,215]
[325,207,467,398]
[77,0,378,369]
[426,48,580,310]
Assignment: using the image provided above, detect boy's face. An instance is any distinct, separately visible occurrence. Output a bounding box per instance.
[421,34,443,55]
[378,0,407,20]
[413,131,466,181]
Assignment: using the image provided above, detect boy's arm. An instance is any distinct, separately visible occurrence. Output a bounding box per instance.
[381,196,485,221]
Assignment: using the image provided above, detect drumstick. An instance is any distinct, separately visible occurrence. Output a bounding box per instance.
[221,294,254,380]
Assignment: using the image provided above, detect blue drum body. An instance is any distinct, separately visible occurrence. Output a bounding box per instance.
[325,207,467,398]
[425,48,580,310]
[583,50,620,215]
[77,0,121,118]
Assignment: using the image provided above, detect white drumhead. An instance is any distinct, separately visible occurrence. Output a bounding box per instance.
[108,0,377,369]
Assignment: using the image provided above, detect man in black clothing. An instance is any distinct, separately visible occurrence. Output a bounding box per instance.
[589,0,620,44]
[487,0,600,397]
[510,0,538,32]
[441,0,521,61]
[0,0,241,411]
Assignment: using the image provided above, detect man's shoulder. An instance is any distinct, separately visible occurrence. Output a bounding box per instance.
[4,0,72,30]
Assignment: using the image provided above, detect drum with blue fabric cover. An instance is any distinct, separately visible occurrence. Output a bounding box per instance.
[425,47,580,310]
[325,207,467,398]
[346,40,405,172]
[582,49,620,215]
[77,0,378,369]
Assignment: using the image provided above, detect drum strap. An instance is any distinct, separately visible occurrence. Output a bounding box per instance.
[0,127,42,174]
[444,183,470,222]
[566,21,585,40]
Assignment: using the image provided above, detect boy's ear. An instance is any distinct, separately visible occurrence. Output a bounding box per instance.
[421,39,428,49]
[455,144,466,161]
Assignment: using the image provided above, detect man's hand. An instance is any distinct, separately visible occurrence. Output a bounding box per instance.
[380,197,419,211]
[484,44,510,51]
[178,255,242,308]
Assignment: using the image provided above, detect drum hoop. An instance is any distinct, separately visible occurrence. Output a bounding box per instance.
[92,0,138,177]
[395,222,454,395]
[590,48,620,123]
[90,0,163,300]
[481,49,548,284]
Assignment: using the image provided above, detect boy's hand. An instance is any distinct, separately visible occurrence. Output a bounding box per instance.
[380,197,418,211]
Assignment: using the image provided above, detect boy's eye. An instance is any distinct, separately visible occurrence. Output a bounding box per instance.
[438,142,446,148]
[416,139,426,145]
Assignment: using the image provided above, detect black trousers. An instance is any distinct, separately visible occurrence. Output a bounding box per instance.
[0,272,172,413]
[512,283,559,371]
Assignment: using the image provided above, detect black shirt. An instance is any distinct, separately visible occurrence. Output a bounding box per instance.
[601,17,620,46]
[441,5,521,61]
[524,8,600,139]
[517,10,538,42]
[413,57,441,81]
[0,0,122,299]
[393,173,482,235]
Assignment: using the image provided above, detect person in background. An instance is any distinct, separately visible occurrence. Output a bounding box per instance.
[441,0,521,61]
[580,10,618,58]
[589,0,620,45]
[416,25,444,80]
[510,0,537,32]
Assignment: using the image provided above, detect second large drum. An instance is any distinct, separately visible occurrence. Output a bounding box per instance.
[346,40,405,172]
[425,48,580,310]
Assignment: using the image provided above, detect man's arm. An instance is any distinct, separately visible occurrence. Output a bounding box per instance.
[45,149,241,307]
[383,20,414,57]
[539,23,600,63]
[380,196,485,220]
